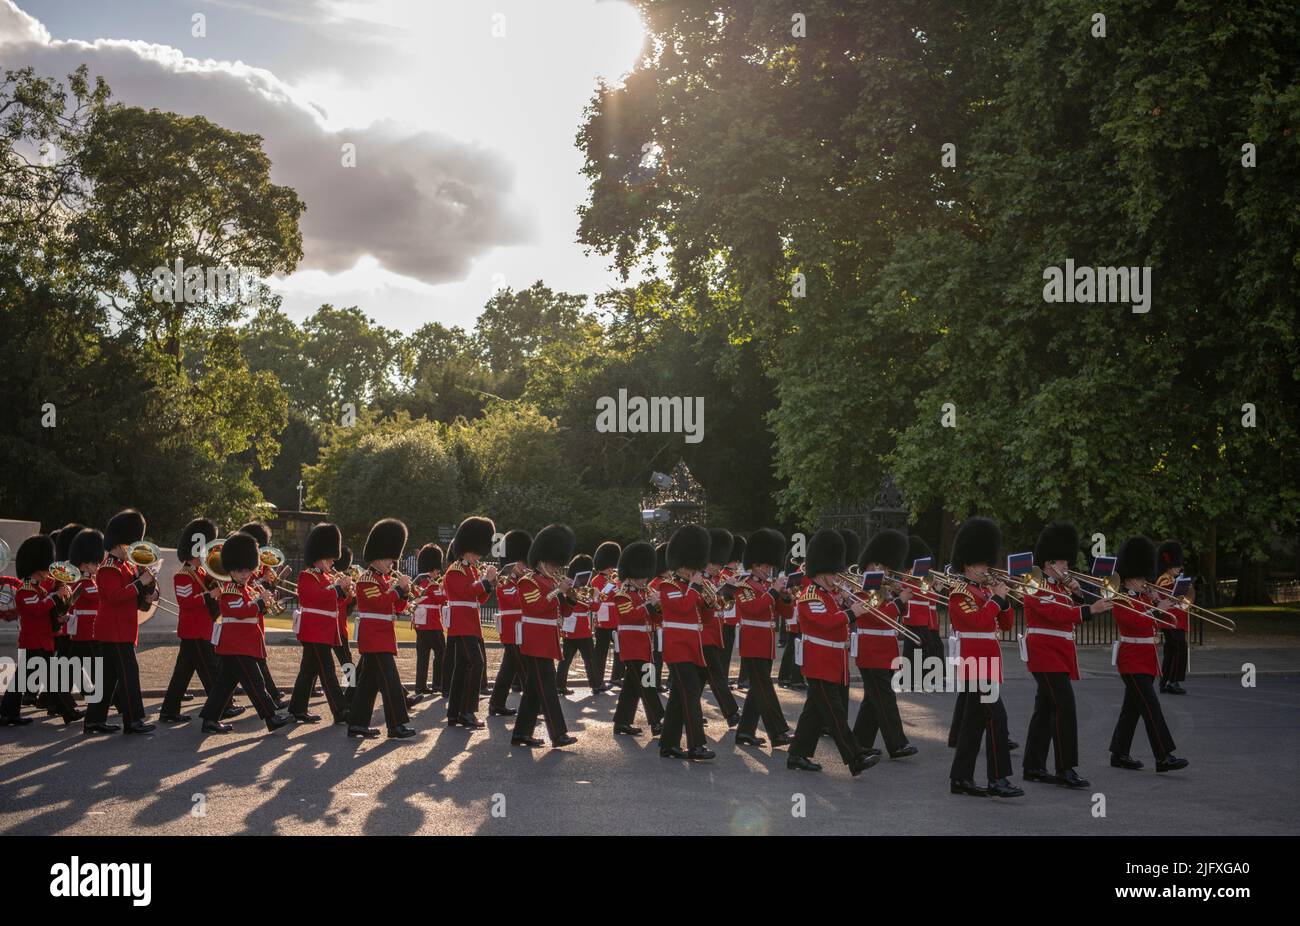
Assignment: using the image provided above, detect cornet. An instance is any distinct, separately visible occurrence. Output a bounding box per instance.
[48,561,81,584]
[127,540,164,575]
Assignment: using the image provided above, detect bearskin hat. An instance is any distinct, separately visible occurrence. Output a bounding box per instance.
[861,529,908,572]
[951,517,1001,572]
[568,554,593,578]
[593,541,621,572]
[1157,540,1184,571]
[654,542,669,576]
[743,528,786,569]
[618,541,657,580]
[55,523,86,562]
[838,530,861,568]
[707,528,733,567]
[805,528,845,576]
[237,522,271,547]
[502,529,532,566]
[667,524,711,572]
[528,524,576,569]
[334,545,353,573]
[305,523,343,564]
[176,518,218,562]
[416,543,444,574]
[1034,521,1079,567]
[907,535,932,569]
[363,518,408,563]
[729,534,746,565]
[69,528,105,567]
[16,534,56,578]
[450,516,495,558]
[104,509,146,548]
[221,531,260,573]
[1117,536,1157,581]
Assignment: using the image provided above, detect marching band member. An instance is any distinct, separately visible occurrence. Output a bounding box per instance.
[0,535,80,725]
[511,524,579,748]
[1021,522,1109,788]
[238,522,286,709]
[345,519,416,739]
[1156,540,1190,695]
[900,535,944,673]
[700,528,741,725]
[650,543,670,691]
[160,518,234,724]
[852,530,917,759]
[85,509,156,736]
[727,534,748,689]
[786,529,875,775]
[198,531,293,734]
[777,555,806,691]
[443,516,497,729]
[487,530,531,715]
[51,524,85,667]
[288,523,352,725]
[610,541,664,736]
[332,545,357,698]
[657,524,714,761]
[411,543,447,698]
[590,541,621,690]
[557,553,602,693]
[1108,536,1188,773]
[732,528,794,748]
[66,529,105,703]
[947,517,1021,797]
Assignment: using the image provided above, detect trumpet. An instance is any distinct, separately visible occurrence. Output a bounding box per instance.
[826,574,923,645]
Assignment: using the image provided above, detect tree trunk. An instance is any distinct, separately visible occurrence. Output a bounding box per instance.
[1233,559,1274,606]
[1201,520,1217,608]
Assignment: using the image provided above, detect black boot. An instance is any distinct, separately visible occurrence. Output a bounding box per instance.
[787,754,822,772]
[735,732,766,747]
[987,777,1025,797]
[347,725,380,738]
[1110,753,1143,770]
[201,719,233,734]
[1058,768,1090,789]
[1156,754,1189,773]
[950,779,988,797]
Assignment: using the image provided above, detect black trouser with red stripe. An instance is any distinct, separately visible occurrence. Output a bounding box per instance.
[777,632,804,685]
[445,635,483,720]
[68,640,99,701]
[950,688,1012,783]
[489,642,523,711]
[1110,673,1176,761]
[85,642,145,727]
[1024,671,1078,773]
[721,625,737,680]
[347,651,410,732]
[592,627,615,686]
[853,666,908,754]
[612,659,663,728]
[0,649,79,721]
[736,656,788,738]
[289,641,348,722]
[201,654,279,722]
[1161,629,1188,686]
[660,662,706,751]
[161,637,225,716]
[700,645,739,718]
[414,628,446,693]
[791,678,861,765]
[513,654,568,742]
[558,636,600,691]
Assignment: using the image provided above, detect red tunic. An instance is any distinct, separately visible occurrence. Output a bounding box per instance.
[336,585,354,643]
[1156,574,1189,631]
[354,571,404,655]
[174,565,216,641]
[517,571,569,660]
[94,554,144,645]
[947,583,1013,683]
[16,581,62,651]
[412,575,445,631]
[1022,581,1084,678]
[564,594,594,639]
[214,581,266,659]
[594,573,619,629]
[442,561,491,639]
[657,577,706,667]
[718,568,741,627]
[736,578,791,660]
[853,598,902,670]
[297,568,344,646]
[796,585,850,684]
[903,598,938,630]
[700,574,725,648]
[68,575,99,641]
[1113,594,1162,676]
[613,587,653,662]
[495,580,521,643]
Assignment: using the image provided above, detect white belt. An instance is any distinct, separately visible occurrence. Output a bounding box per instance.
[301,606,336,617]
[856,628,895,637]
[522,617,557,626]
[956,631,998,640]
[619,624,649,632]
[69,608,96,635]
[740,619,775,629]
[662,621,700,631]
[446,600,478,609]
[357,611,395,622]
[221,617,260,625]
[1119,636,1155,644]
[803,634,847,650]
[498,609,521,617]
[786,619,798,630]
[1026,627,1075,640]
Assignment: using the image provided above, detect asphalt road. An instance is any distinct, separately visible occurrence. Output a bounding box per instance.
[1,667,1295,835]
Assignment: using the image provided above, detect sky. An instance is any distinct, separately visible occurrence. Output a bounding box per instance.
[0,0,648,332]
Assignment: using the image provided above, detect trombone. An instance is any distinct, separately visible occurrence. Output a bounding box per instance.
[1065,571,1177,628]
[1144,579,1236,631]
[827,574,923,645]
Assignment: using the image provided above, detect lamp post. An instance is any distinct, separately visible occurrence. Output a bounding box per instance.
[297,479,305,511]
